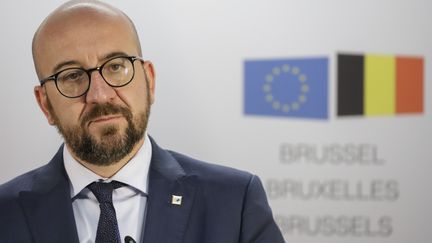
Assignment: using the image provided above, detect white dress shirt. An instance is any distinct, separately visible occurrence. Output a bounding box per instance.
[64,134,152,243]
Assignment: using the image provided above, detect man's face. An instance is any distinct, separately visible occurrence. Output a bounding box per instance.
[34,12,155,166]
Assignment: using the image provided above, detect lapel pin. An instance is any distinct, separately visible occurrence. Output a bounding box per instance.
[171,195,182,206]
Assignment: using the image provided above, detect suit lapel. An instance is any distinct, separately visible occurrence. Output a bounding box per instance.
[18,139,197,243]
[19,146,79,243]
[142,138,198,243]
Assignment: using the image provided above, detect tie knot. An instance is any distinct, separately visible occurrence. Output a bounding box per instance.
[87,181,124,203]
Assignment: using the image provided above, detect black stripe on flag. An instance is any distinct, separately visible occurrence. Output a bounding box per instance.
[337,54,364,116]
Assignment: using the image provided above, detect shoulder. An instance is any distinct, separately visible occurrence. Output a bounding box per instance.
[0,166,47,223]
[0,166,45,200]
[149,136,256,190]
[0,146,64,200]
[168,150,257,192]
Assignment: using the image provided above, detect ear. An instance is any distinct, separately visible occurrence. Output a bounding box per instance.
[143,61,156,104]
[34,85,56,125]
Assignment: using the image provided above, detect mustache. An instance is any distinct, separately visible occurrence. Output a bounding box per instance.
[81,103,132,127]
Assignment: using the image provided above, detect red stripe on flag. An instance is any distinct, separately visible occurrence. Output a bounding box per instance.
[396,57,423,114]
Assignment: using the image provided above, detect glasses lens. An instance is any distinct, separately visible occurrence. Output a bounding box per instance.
[102,57,134,86]
[56,68,89,97]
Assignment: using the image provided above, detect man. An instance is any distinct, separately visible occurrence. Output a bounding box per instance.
[0,1,285,242]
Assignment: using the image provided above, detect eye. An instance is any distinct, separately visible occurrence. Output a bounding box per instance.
[107,63,125,73]
[109,64,122,71]
[59,69,85,82]
[105,57,129,74]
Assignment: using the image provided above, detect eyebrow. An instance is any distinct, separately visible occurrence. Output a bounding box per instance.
[51,51,131,74]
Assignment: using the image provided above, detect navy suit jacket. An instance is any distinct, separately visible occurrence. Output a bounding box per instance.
[0,138,285,243]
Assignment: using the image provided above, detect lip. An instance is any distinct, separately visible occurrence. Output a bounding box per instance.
[88,115,122,126]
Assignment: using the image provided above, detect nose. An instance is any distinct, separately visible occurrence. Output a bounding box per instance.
[85,70,117,104]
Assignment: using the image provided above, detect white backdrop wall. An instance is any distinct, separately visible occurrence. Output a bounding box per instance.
[1,1,431,243]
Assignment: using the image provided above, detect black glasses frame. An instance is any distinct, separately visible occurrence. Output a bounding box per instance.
[39,55,145,98]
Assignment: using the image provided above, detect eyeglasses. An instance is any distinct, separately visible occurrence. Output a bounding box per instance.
[39,56,144,98]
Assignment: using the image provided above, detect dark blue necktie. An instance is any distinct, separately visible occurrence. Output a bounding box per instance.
[87,181,124,243]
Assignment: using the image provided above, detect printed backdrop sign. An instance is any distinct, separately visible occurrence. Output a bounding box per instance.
[0,1,430,243]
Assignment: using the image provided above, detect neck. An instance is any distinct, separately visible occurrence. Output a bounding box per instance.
[67,138,144,178]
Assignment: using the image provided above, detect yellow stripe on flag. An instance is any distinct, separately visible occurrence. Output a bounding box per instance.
[364,54,395,116]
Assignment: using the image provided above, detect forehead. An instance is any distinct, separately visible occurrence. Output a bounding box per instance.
[34,9,139,74]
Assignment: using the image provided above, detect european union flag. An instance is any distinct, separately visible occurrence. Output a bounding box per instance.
[244,57,328,119]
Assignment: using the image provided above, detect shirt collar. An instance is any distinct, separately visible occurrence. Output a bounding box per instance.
[63,134,152,198]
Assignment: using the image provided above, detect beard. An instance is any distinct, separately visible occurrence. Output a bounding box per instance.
[47,94,151,167]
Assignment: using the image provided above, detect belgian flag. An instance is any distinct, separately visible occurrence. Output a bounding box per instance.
[337,53,423,116]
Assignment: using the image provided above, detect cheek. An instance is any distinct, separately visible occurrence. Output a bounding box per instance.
[116,80,150,111]
[49,97,86,126]
[57,108,83,127]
